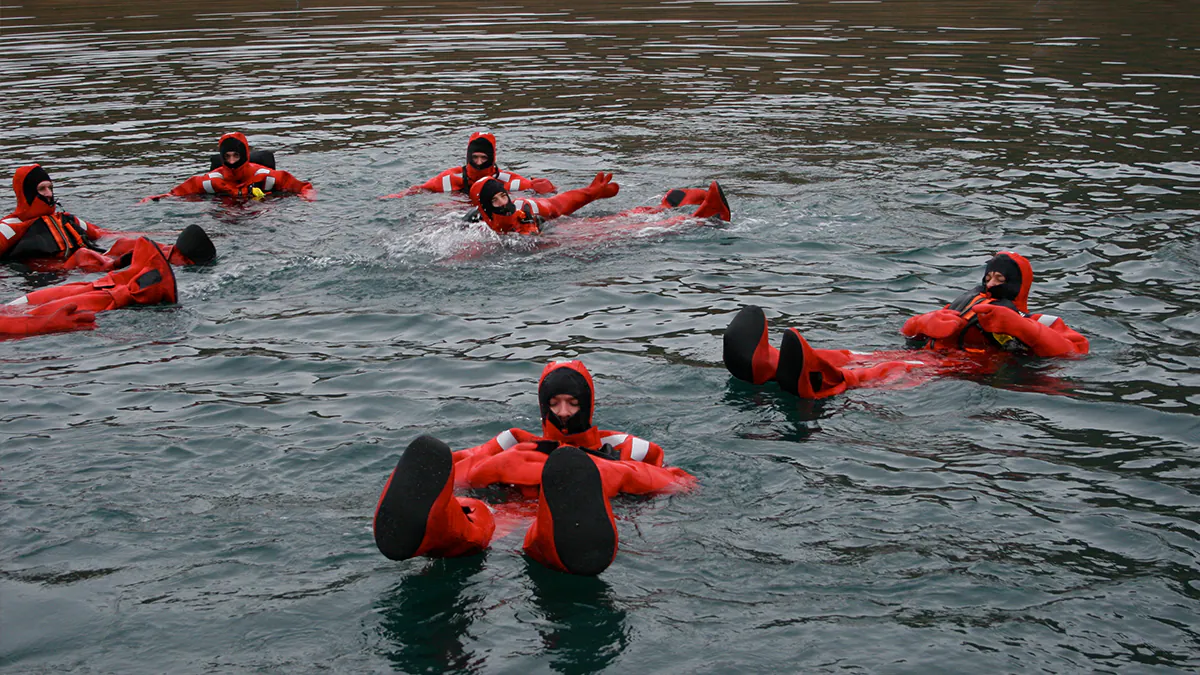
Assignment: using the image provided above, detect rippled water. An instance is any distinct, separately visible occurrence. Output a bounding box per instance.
[2,1,1198,673]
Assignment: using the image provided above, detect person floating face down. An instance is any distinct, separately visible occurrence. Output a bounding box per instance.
[380,131,557,199]
[372,360,694,576]
[722,251,1090,399]
[142,132,315,202]
[2,164,216,273]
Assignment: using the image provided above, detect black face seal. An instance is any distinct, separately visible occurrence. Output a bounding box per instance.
[538,367,593,435]
[23,165,53,207]
[466,136,495,170]
[477,179,515,217]
[983,253,1023,303]
[218,136,248,170]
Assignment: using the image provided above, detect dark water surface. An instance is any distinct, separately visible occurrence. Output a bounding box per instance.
[2,1,1198,672]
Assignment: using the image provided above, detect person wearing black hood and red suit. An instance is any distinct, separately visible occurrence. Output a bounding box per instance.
[2,164,217,272]
[142,132,315,202]
[381,131,556,199]
[723,251,1089,399]
[467,171,731,236]
[373,360,694,576]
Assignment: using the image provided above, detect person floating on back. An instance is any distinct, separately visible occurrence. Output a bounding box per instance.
[373,360,694,576]
[142,132,315,202]
[2,164,216,272]
[723,251,1089,399]
[381,131,556,199]
[469,173,730,236]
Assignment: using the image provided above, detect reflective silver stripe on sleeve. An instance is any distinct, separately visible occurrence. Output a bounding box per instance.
[601,434,628,446]
[509,179,522,191]
[264,176,276,191]
[526,200,540,215]
[208,171,223,178]
[203,180,214,194]
[7,295,29,306]
[1037,314,1059,326]
[255,168,270,176]
[0,223,14,239]
[497,430,519,450]
[442,175,453,193]
[498,172,511,181]
[630,437,650,462]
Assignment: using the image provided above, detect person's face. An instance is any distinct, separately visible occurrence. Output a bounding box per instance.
[549,394,580,421]
[491,191,510,210]
[223,150,242,165]
[984,270,1006,289]
[470,151,490,168]
[36,180,54,201]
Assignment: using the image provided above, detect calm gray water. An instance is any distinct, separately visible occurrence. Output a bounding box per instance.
[2,1,1198,672]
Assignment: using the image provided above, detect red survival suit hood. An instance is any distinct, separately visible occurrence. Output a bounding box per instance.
[538,360,601,449]
[217,132,253,180]
[464,132,498,185]
[983,251,1033,314]
[10,164,55,221]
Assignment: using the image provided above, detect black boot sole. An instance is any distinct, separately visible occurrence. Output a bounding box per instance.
[374,434,453,561]
[541,446,616,576]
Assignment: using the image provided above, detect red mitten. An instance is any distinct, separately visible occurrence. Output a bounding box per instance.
[584,172,619,199]
[529,177,556,194]
[972,304,1083,357]
[971,303,1024,335]
[1,303,96,337]
[463,445,550,488]
[901,309,967,340]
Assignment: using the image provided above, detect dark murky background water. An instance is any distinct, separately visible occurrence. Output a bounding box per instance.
[2,1,1198,672]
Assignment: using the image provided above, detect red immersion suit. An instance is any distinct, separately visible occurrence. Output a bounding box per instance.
[373,360,694,576]
[723,251,1089,399]
[143,132,315,202]
[381,131,556,199]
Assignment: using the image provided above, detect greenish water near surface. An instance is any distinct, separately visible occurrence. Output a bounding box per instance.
[1,1,1198,672]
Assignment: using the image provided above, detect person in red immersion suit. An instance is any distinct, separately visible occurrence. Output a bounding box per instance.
[373,360,695,576]
[380,131,557,199]
[2,236,180,338]
[2,165,216,272]
[723,251,1090,399]
[468,172,621,235]
[142,132,315,202]
[468,172,731,236]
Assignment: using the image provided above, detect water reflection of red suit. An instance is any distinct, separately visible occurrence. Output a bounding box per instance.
[142,132,315,202]
[373,360,694,576]
[381,132,556,199]
[724,252,1089,399]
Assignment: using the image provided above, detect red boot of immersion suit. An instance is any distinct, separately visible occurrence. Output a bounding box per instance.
[723,305,780,385]
[523,446,617,576]
[775,328,850,399]
[12,238,177,314]
[374,435,496,560]
[660,187,709,208]
[689,181,731,222]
